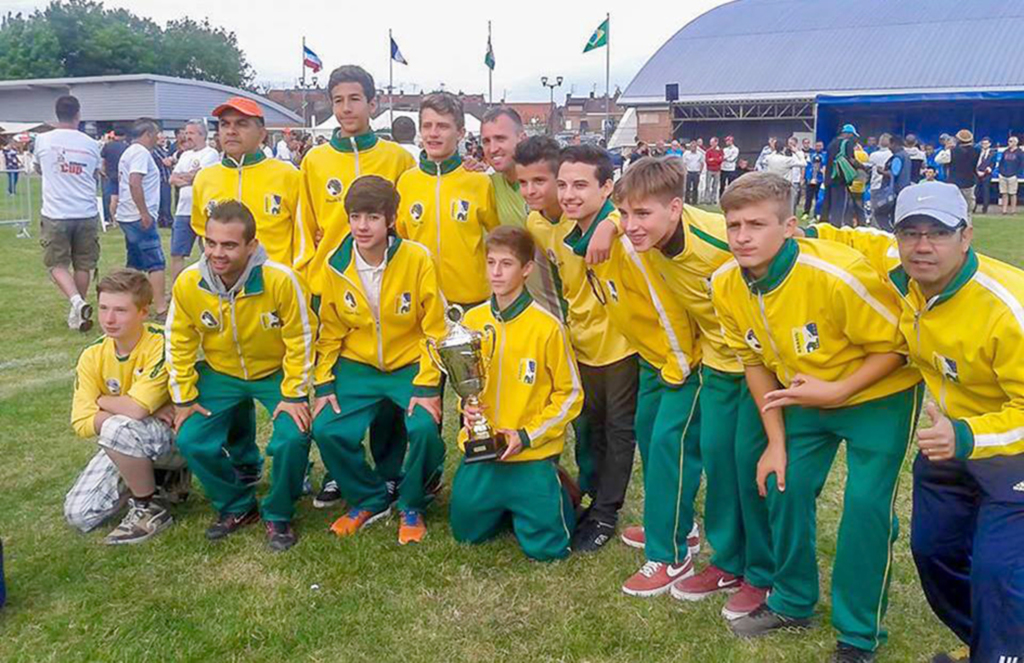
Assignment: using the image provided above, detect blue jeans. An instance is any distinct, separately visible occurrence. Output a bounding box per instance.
[6,172,17,195]
[119,220,166,272]
[170,215,197,257]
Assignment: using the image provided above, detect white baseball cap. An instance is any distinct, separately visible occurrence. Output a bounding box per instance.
[894,181,970,229]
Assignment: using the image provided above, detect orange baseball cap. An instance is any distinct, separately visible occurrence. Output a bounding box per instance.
[212,96,263,118]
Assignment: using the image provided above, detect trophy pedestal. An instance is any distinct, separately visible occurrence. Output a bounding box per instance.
[464,432,507,464]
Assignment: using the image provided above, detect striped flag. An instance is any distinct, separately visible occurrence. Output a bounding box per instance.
[391,36,408,65]
[303,45,322,73]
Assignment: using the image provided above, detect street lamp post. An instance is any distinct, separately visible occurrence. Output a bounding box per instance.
[541,75,563,136]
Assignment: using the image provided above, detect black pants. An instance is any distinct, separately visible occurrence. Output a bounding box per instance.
[803,182,820,216]
[574,354,639,525]
[976,180,993,214]
[684,172,700,205]
[720,169,740,197]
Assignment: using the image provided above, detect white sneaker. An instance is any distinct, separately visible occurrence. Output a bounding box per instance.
[68,299,93,332]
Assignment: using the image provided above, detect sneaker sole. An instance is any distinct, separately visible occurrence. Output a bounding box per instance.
[670,583,740,602]
[622,569,694,598]
[332,506,391,535]
[721,604,758,621]
[104,516,173,546]
[312,497,343,509]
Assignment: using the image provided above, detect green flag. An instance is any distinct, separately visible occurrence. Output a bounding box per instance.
[485,37,495,70]
[583,17,609,53]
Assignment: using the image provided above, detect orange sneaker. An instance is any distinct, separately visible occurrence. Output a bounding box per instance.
[398,510,426,545]
[330,506,391,537]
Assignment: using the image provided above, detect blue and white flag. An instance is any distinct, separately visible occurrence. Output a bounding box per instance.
[391,36,408,65]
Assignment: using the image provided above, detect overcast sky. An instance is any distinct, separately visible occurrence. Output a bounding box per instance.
[7,0,730,101]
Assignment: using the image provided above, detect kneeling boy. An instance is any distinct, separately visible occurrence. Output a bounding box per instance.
[450,226,583,561]
[312,175,447,544]
[65,269,179,544]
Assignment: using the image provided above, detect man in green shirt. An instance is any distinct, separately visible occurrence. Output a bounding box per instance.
[480,106,560,317]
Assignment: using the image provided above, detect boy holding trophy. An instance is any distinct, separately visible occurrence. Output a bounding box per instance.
[311,175,447,545]
[449,226,583,561]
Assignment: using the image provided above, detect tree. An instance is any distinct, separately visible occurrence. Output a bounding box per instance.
[0,0,254,88]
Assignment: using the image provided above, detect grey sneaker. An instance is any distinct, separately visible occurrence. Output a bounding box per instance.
[104,498,172,545]
[729,604,812,638]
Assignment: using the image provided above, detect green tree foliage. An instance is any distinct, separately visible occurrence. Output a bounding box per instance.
[0,0,254,88]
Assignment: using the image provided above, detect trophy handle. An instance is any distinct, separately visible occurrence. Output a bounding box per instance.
[482,324,498,369]
[425,338,449,376]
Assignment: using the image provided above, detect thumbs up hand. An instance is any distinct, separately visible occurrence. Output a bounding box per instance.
[918,401,957,462]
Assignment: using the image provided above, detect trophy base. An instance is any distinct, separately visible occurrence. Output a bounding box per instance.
[463,433,507,464]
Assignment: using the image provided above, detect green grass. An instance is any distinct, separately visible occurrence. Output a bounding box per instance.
[1,197,1019,662]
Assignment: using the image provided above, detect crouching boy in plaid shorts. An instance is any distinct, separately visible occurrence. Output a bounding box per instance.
[64,269,183,544]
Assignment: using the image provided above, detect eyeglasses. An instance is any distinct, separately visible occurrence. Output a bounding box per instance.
[894,225,965,244]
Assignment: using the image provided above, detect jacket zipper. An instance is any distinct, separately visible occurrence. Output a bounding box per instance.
[227,296,249,379]
[434,169,443,293]
[756,291,790,383]
[494,314,506,424]
[338,270,384,370]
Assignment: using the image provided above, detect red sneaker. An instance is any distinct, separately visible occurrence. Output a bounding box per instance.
[721,581,769,620]
[620,525,644,549]
[621,557,694,597]
[670,565,741,601]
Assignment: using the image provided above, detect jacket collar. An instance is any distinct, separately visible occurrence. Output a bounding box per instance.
[742,237,799,294]
[330,129,378,153]
[889,247,978,307]
[221,151,266,168]
[564,198,615,257]
[490,288,533,321]
[328,233,403,278]
[660,218,687,258]
[418,150,462,176]
[198,263,265,297]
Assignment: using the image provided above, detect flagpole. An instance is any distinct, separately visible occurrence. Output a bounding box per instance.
[302,36,308,128]
[389,29,395,131]
[488,20,493,105]
[605,13,610,142]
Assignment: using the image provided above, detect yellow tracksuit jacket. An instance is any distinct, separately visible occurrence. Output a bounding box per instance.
[166,260,317,405]
[395,153,499,305]
[191,152,303,266]
[459,291,583,461]
[644,206,744,374]
[71,324,169,438]
[294,132,415,294]
[527,206,634,368]
[806,225,1024,459]
[710,237,921,407]
[565,202,700,385]
[312,235,445,395]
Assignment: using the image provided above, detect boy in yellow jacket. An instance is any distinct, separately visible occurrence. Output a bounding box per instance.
[451,226,583,561]
[613,157,773,620]
[517,138,639,553]
[310,176,447,545]
[711,173,921,662]
[395,92,500,309]
[168,200,316,552]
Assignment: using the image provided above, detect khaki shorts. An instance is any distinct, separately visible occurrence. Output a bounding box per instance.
[999,176,1019,196]
[40,214,100,271]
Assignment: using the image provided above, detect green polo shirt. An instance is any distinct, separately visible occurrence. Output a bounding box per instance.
[491,171,529,228]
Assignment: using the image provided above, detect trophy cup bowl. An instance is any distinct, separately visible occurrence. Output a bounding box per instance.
[427,306,505,463]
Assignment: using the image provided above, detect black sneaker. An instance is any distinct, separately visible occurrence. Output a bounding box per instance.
[313,480,343,509]
[234,464,262,487]
[265,520,298,552]
[385,479,400,504]
[572,519,616,553]
[931,647,970,663]
[830,643,875,663]
[729,604,812,638]
[205,507,259,540]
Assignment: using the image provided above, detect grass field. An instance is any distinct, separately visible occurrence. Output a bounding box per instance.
[0,176,1020,662]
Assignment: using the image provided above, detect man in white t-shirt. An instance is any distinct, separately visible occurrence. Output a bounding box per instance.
[168,120,220,285]
[116,118,167,317]
[868,133,893,224]
[681,141,705,205]
[275,131,293,163]
[720,135,740,196]
[32,95,102,332]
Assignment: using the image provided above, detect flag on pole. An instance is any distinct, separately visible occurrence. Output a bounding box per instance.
[583,17,609,53]
[485,36,495,70]
[303,45,323,72]
[391,36,408,65]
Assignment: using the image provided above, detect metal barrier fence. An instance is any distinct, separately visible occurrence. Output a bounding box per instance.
[0,167,33,238]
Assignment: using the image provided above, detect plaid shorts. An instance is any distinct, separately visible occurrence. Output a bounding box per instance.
[64,416,177,532]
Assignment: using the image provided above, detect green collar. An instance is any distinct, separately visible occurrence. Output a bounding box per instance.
[660,219,686,258]
[490,288,533,321]
[221,151,266,169]
[198,264,265,296]
[742,238,799,294]
[418,151,463,175]
[564,199,615,257]
[330,129,378,153]
[328,233,403,276]
[889,247,978,305]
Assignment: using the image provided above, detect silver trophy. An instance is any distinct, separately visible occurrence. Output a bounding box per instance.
[426,305,504,463]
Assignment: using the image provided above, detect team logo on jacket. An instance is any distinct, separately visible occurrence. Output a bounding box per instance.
[205,199,219,217]
[933,353,959,383]
[396,292,412,315]
[606,279,619,302]
[105,377,122,395]
[410,202,425,222]
[745,329,763,353]
[326,178,343,198]
[344,290,358,310]
[792,322,820,355]
[265,193,282,215]
[200,310,219,328]
[519,358,537,385]
[452,199,471,222]
[260,310,282,329]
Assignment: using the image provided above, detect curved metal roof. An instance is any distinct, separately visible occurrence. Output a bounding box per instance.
[621,0,1024,105]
